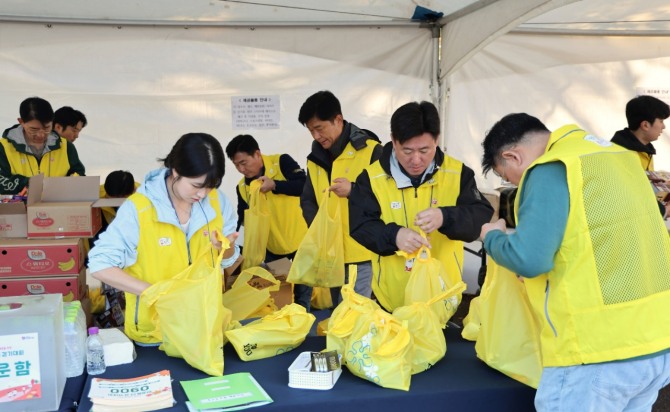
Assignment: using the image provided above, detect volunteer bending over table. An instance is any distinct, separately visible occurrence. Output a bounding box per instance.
[480,113,670,411]
[88,133,240,345]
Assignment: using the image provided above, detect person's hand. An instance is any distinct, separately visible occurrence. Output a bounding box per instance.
[396,227,431,254]
[257,176,276,193]
[210,230,239,251]
[664,203,670,220]
[414,208,443,234]
[329,177,352,198]
[480,218,507,240]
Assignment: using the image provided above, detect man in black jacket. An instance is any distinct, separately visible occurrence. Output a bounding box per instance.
[348,101,493,312]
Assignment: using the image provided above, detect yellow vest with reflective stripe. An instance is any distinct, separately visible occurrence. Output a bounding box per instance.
[518,125,670,366]
[1,137,73,177]
[306,141,378,263]
[238,154,307,255]
[123,190,223,344]
[367,155,463,311]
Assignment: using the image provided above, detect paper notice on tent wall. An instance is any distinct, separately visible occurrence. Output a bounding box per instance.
[232,95,280,130]
[636,87,670,106]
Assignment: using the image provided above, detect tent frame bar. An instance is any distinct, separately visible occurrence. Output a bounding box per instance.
[513,27,670,36]
[0,15,424,29]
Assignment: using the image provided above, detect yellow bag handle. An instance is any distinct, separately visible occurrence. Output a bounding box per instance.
[231,266,280,292]
[248,179,268,212]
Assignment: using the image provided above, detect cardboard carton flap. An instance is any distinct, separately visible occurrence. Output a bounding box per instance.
[42,176,100,202]
[0,202,26,215]
[27,173,45,205]
[93,198,127,208]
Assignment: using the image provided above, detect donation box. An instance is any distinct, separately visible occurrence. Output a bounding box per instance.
[0,294,65,412]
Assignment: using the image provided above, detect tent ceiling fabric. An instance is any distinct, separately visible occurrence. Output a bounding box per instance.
[0,0,479,25]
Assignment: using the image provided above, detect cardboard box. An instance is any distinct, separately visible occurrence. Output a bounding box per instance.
[265,258,294,309]
[0,238,85,277]
[0,202,28,238]
[26,174,124,239]
[0,266,87,301]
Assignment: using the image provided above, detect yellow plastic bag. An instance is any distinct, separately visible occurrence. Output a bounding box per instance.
[311,287,334,310]
[461,294,481,341]
[403,245,462,327]
[242,180,270,269]
[344,309,413,391]
[222,266,280,321]
[393,281,466,374]
[326,266,380,359]
[287,192,345,287]
[225,303,316,361]
[142,246,226,376]
[473,258,543,388]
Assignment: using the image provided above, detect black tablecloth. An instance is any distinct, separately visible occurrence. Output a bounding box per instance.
[73,327,535,412]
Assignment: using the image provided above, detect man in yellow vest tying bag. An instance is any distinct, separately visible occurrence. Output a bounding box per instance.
[225,134,308,276]
[480,113,670,411]
[0,96,85,195]
[298,90,383,310]
[348,101,493,312]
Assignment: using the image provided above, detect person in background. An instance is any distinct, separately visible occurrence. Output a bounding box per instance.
[225,134,308,264]
[54,106,88,143]
[480,113,670,411]
[88,133,240,345]
[349,101,493,312]
[298,90,383,310]
[611,95,670,217]
[0,97,85,194]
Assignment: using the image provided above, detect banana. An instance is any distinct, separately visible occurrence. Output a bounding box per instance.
[58,257,76,271]
[62,290,74,302]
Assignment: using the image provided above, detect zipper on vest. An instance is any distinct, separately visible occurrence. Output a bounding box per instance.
[134,297,141,331]
[376,255,382,286]
[544,279,558,337]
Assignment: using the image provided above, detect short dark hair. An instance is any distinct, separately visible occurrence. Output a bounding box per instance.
[390,101,440,144]
[19,97,54,124]
[104,170,135,198]
[159,133,225,188]
[626,95,670,130]
[481,113,549,175]
[298,90,342,125]
[54,106,88,129]
[225,134,259,160]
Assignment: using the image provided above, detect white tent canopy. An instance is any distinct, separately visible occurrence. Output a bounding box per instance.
[2,0,669,291]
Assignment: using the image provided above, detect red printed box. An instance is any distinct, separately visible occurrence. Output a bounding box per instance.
[0,269,86,302]
[0,238,85,277]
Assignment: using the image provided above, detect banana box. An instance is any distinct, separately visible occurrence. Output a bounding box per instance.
[0,267,87,301]
[0,238,85,277]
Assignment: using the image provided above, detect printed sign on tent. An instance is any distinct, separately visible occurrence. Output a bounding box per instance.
[232,95,280,130]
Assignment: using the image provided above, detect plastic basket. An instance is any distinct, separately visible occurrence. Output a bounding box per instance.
[288,351,342,390]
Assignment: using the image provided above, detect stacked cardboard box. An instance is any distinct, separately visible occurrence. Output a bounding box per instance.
[0,238,88,301]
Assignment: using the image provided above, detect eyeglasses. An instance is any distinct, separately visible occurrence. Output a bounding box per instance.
[492,159,508,182]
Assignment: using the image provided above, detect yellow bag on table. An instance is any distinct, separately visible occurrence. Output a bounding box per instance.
[473,258,543,388]
[403,245,462,327]
[242,180,270,270]
[461,293,481,341]
[225,303,316,361]
[222,266,280,321]
[326,266,380,359]
[287,192,345,287]
[344,309,413,391]
[393,281,466,374]
[142,246,227,376]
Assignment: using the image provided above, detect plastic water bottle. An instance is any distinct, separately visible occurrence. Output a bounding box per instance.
[86,327,106,375]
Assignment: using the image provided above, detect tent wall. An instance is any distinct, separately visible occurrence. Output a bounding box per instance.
[0,22,433,203]
[444,32,670,193]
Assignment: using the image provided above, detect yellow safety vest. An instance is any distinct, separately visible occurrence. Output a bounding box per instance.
[306,140,378,263]
[123,190,223,344]
[518,125,670,366]
[637,151,654,171]
[1,137,73,177]
[238,154,307,255]
[367,156,463,311]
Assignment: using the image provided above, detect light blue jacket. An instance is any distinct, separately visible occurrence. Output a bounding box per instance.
[88,167,240,272]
